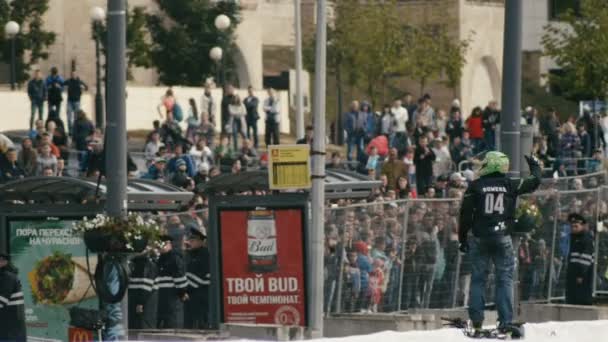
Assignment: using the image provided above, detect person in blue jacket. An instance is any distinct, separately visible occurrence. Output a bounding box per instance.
[167,144,196,177]
[45,67,65,120]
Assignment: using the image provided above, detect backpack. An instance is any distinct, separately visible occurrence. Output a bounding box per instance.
[172,103,184,122]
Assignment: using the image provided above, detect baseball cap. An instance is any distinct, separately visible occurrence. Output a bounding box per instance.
[568,213,586,224]
[437,174,449,182]
[159,234,174,242]
[188,226,207,240]
[450,172,466,182]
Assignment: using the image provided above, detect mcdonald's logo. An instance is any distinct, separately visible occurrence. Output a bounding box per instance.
[68,327,94,342]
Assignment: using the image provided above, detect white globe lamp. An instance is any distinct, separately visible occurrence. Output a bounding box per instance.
[5,21,19,37]
[214,14,231,31]
[90,6,106,22]
[209,46,223,62]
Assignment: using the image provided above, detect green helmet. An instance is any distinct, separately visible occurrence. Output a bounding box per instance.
[479,151,509,176]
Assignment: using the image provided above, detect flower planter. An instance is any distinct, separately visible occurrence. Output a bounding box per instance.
[513,214,537,233]
[84,229,148,253]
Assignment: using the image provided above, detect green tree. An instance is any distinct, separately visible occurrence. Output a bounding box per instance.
[98,6,153,80]
[0,0,55,83]
[305,0,407,105]
[400,25,443,96]
[146,0,240,86]
[542,0,608,101]
[439,28,474,97]
[305,1,471,105]
[357,1,406,103]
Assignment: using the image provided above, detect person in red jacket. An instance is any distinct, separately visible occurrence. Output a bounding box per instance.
[466,107,484,153]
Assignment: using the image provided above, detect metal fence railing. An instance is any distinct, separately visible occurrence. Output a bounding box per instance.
[324,186,608,315]
[324,198,464,313]
[538,171,608,191]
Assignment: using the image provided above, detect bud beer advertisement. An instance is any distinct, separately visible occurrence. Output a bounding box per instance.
[219,208,307,326]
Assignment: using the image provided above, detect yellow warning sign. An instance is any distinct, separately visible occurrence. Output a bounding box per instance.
[268,145,311,190]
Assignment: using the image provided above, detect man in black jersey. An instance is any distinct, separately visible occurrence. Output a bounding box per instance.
[459,151,541,335]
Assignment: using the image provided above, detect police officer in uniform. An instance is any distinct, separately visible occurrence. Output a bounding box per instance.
[459,152,541,335]
[128,251,159,329]
[566,213,594,305]
[184,226,211,329]
[156,235,189,329]
[0,252,26,342]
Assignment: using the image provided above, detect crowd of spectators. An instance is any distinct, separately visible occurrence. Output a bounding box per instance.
[4,73,608,314]
[321,94,608,314]
[1,80,286,190]
[333,94,608,199]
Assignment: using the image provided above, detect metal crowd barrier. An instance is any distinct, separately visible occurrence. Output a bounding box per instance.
[323,186,608,315]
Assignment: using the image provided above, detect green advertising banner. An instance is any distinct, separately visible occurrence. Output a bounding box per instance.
[9,218,98,342]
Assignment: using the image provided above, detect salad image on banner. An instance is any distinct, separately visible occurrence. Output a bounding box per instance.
[220,208,307,326]
[8,218,98,342]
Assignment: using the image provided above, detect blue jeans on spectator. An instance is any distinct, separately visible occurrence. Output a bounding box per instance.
[78,151,89,174]
[471,138,484,154]
[468,235,514,326]
[484,129,496,151]
[232,118,244,150]
[347,132,364,161]
[67,100,80,135]
[30,100,44,130]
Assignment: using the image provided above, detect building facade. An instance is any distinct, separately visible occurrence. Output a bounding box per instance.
[522,0,577,87]
[14,0,505,117]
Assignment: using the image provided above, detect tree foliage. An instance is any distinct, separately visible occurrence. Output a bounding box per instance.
[0,0,56,84]
[304,0,472,105]
[146,0,240,86]
[542,0,608,100]
[98,6,153,80]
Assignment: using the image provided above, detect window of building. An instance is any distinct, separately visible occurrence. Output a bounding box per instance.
[549,0,580,20]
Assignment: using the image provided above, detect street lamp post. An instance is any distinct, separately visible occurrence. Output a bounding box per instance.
[213,13,231,136]
[91,6,106,130]
[294,0,304,140]
[214,13,231,87]
[209,46,224,86]
[104,0,128,338]
[5,21,20,91]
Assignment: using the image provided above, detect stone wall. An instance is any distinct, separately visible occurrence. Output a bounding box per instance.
[2,0,505,119]
[459,0,505,116]
[0,87,290,134]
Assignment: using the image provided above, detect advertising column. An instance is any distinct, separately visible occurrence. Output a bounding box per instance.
[219,208,307,326]
[8,218,98,341]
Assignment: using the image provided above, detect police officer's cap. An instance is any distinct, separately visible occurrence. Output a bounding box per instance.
[568,213,586,224]
[188,226,207,240]
[159,234,175,242]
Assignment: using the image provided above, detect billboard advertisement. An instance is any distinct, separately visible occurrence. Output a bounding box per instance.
[8,217,97,342]
[219,208,307,326]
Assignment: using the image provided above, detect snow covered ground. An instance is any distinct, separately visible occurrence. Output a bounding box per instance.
[235,320,608,342]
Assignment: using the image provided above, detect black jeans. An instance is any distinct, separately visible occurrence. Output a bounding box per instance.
[265,120,280,146]
[247,120,259,148]
[48,101,61,119]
